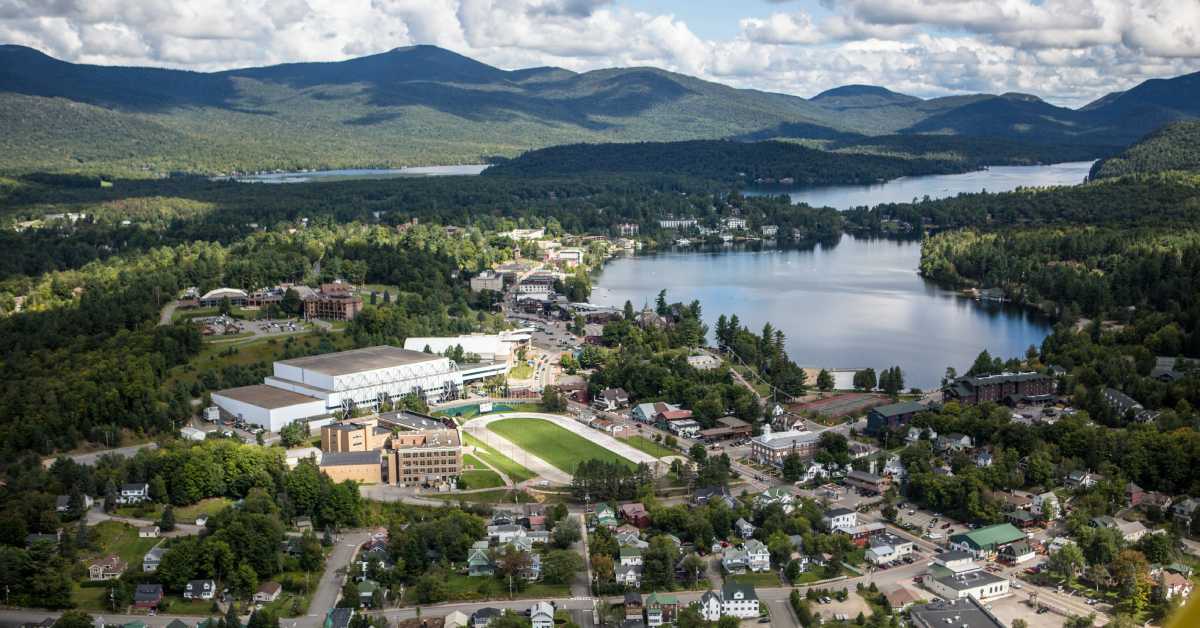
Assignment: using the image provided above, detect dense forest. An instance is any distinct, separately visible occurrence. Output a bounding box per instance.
[482,139,1084,184]
[1090,121,1200,179]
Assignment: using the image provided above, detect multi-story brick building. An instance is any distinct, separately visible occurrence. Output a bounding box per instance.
[943,372,1053,406]
[304,283,363,321]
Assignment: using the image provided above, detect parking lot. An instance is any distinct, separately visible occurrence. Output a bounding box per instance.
[895,507,969,542]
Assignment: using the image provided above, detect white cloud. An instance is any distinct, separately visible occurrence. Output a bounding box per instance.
[0,0,1197,107]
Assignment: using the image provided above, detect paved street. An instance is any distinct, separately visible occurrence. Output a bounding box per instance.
[42,442,159,468]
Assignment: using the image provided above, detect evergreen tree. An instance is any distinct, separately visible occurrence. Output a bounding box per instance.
[623,300,635,321]
[159,505,176,532]
[817,369,834,392]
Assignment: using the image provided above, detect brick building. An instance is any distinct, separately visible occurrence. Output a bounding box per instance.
[943,372,1053,406]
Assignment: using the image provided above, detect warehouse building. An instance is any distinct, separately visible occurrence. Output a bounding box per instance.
[212,346,464,432]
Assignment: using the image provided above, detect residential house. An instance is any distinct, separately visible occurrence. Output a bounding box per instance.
[618,530,649,550]
[698,591,723,622]
[755,487,795,514]
[1117,519,1149,543]
[735,518,756,538]
[822,508,857,532]
[1143,491,1173,511]
[54,494,94,513]
[1173,498,1200,527]
[711,582,760,619]
[1126,482,1146,508]
[906,427,937,444]
[139,526,160,538]
[594,503,619,528]
[620,503,651,528]
[744,540,771,572]
[470,608,501,628]
[973,450,994,468]
[325,609,354,628]
[488,524,527,544]
[528,602,554,628]
[254,582,282,603]
[936,433,973,453]
[645,593,678,626]
[184,579,217,600]
[624,592,644,620]
[143,544,165,572]
[593,388,630,411]
[118,483,150,504]
[132,584,163,610]
[1005,510,1037,529]
[1065,470,1100,489]
[468,543,495,577]
[884,586,922,612]
[620,546,644,567]
[1032,491,1060,520]
[799,461,832,484]
[866,535,914,565]
[1161,571,1195,600]
[845,469,888,495]
[692,486,737,508]
[616,564,642,587]
[444,611,470,628]
[998,540,1035,565]
[1151,357,1189,383]
[87,555,127,581]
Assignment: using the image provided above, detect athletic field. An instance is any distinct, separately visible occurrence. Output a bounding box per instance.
[488,417,637,473]
[792,392,888,418]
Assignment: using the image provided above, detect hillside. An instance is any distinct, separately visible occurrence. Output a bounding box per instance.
[481,140,972,184]
[1090,121,1200,179]
[0,44,1197,175]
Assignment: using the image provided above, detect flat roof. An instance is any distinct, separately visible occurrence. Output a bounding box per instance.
[910,597,1003,628]
[276,346,441,376]
[320,450,382,467]
[213,384,322,409]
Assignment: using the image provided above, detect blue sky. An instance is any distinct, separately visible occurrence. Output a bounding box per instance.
[1,0,1198,107]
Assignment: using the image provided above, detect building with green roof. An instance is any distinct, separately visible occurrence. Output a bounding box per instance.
[949,523,1026,559]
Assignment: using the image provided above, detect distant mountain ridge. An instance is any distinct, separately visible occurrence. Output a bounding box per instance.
[0,43,1197,175]
[1090,121,1200,179]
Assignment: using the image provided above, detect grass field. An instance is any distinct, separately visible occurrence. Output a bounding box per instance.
[488,418,636,474]
[508,362,534,379]
[86,521,161,567]
[460,454,506,489]
[728,571,783,587]
[463,433,536,483]
[411,574,570,603]
[620,435,675,458]
[115,497,233,522]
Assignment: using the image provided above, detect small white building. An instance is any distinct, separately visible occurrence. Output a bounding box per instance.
[180,426,207,441]
[822,508,857,532]
[529,602,555,628]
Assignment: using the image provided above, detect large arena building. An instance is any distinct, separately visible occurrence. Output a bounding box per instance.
[211,346,464,431]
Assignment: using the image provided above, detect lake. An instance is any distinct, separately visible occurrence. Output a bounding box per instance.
[592,237,1050,390]
[746,161,1094,209]
[225,164,489,184]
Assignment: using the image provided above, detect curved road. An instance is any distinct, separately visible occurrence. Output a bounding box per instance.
[463,412,659,485]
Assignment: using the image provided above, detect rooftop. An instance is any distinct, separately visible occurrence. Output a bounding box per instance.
[276,346,442,376]
[213,384,322,409]
[870,401,928,418]
[909,597,1004,628]
[950,523,1025,550]
[380,410,448,431]
[320,450,382,467]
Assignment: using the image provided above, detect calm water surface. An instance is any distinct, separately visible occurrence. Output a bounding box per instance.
[592,237,1051,390]
[227,164,489,183]
[746,161,1094,209]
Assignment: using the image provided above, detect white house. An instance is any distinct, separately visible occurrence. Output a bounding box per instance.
[184,579,216,600]
[720,582,760,618]
[755,487,795,514]
[118,483,150,505]
[488,524,527,544]
[619,546,643,567]
[529,602,555,628]
[1032,491,1059,520]
[615,564,642,587]
[735,518,756,538]
[822,507,857,532]
[699,591,723,622]
[744,540,771,573]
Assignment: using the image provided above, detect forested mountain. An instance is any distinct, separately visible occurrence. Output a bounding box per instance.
[0,44,1198,175]
[1090,121,1200,179]
[483,138,1103,181]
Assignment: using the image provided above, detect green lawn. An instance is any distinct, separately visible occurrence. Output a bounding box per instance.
[464,432,536,483]
[460,454,506,490]
[791,571,826,585]
[620,435,675,458]
[72,584,112,611]
[728,571,783,587]
[162,597,220,615]
[488,418,636,474]
[508,363,534,379]
[86,521,161,567]
[115,497,232,523]
[421,574,571,603]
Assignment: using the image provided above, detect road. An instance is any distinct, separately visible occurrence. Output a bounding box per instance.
[158,300,181,326]
[306,530,371,626]
[42,442,159,468]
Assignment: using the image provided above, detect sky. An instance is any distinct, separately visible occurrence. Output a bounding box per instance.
[1,0,1198,107]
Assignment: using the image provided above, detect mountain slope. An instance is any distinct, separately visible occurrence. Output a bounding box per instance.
[1090,121,1200,179]
[0,44,1196,175]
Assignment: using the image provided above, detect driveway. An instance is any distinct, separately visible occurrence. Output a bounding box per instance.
[42,442,158,468]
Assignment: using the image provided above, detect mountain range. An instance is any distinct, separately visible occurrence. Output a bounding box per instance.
[1,44,1199,176]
